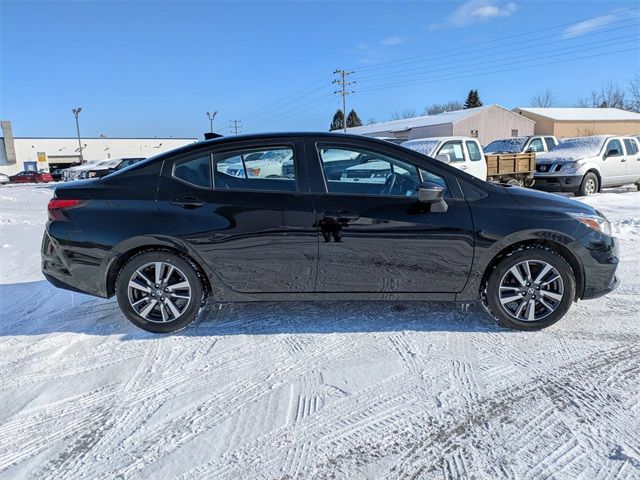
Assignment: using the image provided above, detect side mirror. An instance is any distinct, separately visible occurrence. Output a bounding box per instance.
[435,153,451,163]
[605,148,620,158]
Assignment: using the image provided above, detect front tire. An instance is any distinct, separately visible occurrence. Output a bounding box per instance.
[576,172,598,196]
[115,251,206,333]
[486,247,576,330]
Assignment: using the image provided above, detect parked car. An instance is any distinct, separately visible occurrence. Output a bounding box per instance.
[80,157,145,179]
[533,135,640,196]
[218,149,293,178]
[43,133,619,333]
[484,135,558,154]
[401,137,487,180]
[9,170,53,183]
[63,161,98,181]
[0,173,9,185]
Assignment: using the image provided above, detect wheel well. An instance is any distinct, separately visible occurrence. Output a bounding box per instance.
[584,169,602,192]
[106,246,212,297]
[480,239,584,300]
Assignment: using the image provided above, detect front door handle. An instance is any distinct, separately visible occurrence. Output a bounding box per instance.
[323,210,359,222]
[170,196,206,208]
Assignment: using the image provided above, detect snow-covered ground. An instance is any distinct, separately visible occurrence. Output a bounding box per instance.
[0,183,639,479]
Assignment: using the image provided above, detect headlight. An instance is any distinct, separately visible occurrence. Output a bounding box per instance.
[561,162,581,173]
[570,213,611,235]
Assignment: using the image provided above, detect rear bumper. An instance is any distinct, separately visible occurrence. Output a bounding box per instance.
[41,229,109,298]
[532,174,583,193]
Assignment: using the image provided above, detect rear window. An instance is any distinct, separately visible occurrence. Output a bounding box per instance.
[466,141,482,161]
[173,155,212,188]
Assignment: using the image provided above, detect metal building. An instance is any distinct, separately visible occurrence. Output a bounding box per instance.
[345,105,535,145]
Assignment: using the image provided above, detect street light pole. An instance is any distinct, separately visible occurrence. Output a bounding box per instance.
[206,111,218,133]
[72,107,83,163]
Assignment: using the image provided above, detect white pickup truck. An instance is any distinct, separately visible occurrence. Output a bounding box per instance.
[484,135,558,154]
[533,135,640,196]
[401,136,487,180]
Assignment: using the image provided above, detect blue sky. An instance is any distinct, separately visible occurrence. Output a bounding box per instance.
[1,0,639,138]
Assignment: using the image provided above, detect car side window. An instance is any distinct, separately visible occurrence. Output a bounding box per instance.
[172,155,212,188]
[213,147,296,192]
[438,141,465,162]
[466,141,482,161]
[317,145,422,197]
[605,139,623,157]
[623,138,638,155]
[544,137,557,151]
[528,138,544,152]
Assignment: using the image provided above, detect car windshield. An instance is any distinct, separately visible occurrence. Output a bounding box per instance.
[484,137,528,153]
[401,139,440,157]
[552,137,606,155]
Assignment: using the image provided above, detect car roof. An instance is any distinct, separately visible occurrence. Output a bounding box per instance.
[403,136,478,144]
[142,132,397,160]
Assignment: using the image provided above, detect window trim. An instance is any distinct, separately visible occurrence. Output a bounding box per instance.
[211,143,300,194]
[314,142,449,198]
[171,153,214,190]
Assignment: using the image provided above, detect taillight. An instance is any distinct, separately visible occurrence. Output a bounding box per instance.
[48,198,84,221]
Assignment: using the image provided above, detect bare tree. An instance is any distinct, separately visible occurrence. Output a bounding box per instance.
[627,73,640,113]
[530,89,557,108]
[390,109,417,120]
[577,82,626,109]
[423,100,463,115]
[366,118,378,125]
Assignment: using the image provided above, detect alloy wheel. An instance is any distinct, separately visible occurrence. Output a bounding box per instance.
[585,178,596,195]
[127,261,192,323]
[498,259,564,322]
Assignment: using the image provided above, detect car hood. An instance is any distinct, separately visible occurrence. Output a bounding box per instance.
[504,185,595,215]
[536,150,597,164]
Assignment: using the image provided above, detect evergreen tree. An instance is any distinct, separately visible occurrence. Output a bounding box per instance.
[346,109,363,128]
[463,90,483,109]
[330,110,345,131]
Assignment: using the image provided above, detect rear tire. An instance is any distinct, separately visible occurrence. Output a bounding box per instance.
[576,172,598,196]
[486,247,576,330]
[115,251,206,333]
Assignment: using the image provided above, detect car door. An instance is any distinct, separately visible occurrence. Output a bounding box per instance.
[601,138,627,186]
[307,139,474,293]
[156,139,318,293]
[525,137,545,153]
[543,137,557,152]
[622,138,640,183]
[464,140,487,180]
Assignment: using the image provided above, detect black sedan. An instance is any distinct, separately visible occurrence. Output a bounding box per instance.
[42,133,619,332]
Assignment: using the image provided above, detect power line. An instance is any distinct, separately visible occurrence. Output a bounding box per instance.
[356,5,640,73]
[358,34,639,90]
[357,46,639,94]
[356,22,640,83]
[333,69,355,133]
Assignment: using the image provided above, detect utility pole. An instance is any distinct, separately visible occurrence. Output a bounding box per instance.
[229,120,242,135]
[72,107,84,163]
[206,111,218,133]
[333,69,355,133]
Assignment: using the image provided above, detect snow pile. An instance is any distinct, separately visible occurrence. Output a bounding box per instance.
[0,184,639,479]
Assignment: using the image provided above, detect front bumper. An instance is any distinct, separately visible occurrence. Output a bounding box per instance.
[574,231,620,300]
[532,174,583,193]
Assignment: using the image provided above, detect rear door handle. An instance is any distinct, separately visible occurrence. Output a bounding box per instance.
[170,196,206,208]
[621,158,627,162]
[323,210,359,221]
